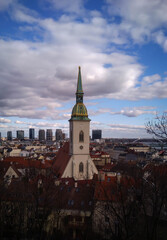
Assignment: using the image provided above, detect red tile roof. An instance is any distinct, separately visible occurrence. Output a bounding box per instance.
[101,163,116,172]
[0,161,11,178]
[52,142,71,177]
[94,176,136,201]
[4,157,51,169]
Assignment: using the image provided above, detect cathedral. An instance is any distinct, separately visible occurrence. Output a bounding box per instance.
[53,67,98,180]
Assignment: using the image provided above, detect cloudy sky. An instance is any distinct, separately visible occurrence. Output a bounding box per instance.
[0,0,167,138]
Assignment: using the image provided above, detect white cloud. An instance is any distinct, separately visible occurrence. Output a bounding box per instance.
[34,121,68,129]
[89,106,156,118]
[0,0,166,122]
[107,75,167,100]
[0,21,144,119]
[0,0,13,11]
[118,107,157,117]
[0,118,11,123]
[0,124,8,128]
[91,121,103,126]
[142,74,161,84]
[106,0,167,30]
[106,0,167,50]
[45,0,84,14]
[102,125,148,138]
[15,120,27,124]
[108,123,145,131]
[153,31,167,52]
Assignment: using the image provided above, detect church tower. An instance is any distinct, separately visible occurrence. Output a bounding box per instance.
[69,66,90,156]
[61,67,98,180]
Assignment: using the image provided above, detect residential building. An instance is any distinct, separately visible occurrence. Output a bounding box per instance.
[29,128,35,140]
[46,129,53,141]
[92,130,102,140]
[128,144,150,153]
[90,150,111,167]
[39,129,45,141]
[16,130,24,140]
[7,131,12,141]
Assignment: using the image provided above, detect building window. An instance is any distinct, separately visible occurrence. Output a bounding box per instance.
[79,131,84,142]
[79,162,84,173]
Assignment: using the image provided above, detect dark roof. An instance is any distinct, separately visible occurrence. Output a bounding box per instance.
[101,163,116,172]
[0,161,11,178]
[94,176,135,201]
[4,157,51,169]
[52,142,70,177]
[53,180,94,211]
[2,176,95,212]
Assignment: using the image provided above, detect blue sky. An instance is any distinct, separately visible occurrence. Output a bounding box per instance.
[0,0,167,138]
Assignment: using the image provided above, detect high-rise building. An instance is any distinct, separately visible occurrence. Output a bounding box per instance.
[56,129,63,141]
[92,130,102,140]
[62,133,66,140]
[46,129,53,141]
[16,130,24,140]
[29,128,35,140]
[7,131,12,141]
[38,129,45,141]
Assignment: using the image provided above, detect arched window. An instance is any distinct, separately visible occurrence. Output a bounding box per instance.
[79,162,84,173]
[79,131,84,142]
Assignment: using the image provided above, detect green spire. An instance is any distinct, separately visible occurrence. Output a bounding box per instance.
[70,66,90,121]
[76,66,84,104]
[76,66,83,94]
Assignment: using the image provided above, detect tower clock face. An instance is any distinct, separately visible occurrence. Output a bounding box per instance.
[80,145,83,149]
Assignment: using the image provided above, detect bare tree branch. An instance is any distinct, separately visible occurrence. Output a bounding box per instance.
[145,113,167,140]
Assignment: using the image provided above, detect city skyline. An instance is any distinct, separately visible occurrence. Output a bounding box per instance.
[0,0,167,138]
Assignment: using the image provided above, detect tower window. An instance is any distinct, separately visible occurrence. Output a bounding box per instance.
[79,162,84,173]
[79,131,84,142]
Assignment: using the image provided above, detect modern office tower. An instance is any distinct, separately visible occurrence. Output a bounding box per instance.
[7,131,12,141]
[29,128,35,140]
[56,129,63,141]
[46,129,53,141]
[16,130,24,140]
[38,129,45,141]
[92,129,102,140]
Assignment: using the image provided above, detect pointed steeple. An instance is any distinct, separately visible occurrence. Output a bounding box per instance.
[70,66,90,121]
[76,66,84,104]
[76,66,83,94]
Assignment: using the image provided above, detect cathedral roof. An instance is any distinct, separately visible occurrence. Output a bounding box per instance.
[52,142,70,178]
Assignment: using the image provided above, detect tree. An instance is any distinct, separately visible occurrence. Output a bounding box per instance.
[93,166,143,240]
[140,164,167,240]
[146,113,167,140]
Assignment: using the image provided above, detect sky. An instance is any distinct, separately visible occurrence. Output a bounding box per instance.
[0,0,167,139]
